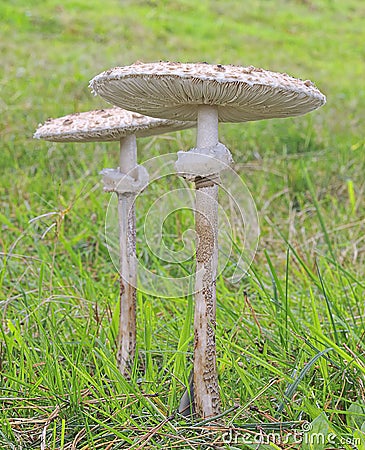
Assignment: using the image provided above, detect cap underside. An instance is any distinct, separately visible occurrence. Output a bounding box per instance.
[90,62,326,122]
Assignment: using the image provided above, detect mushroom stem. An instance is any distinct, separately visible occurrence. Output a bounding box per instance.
[119,134,137,176]
[197,105,219,147]
[117,134,138,377]
[193,105,221,418]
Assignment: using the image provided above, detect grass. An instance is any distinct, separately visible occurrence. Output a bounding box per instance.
[1,0,365,448]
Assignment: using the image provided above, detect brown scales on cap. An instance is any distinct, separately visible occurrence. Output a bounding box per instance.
[34,107,195,142]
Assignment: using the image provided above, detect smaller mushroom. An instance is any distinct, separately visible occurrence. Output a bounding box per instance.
[34,107,195,377]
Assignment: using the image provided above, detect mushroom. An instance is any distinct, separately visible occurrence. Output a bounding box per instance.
[34,107,195,377]
[89,62,326,417]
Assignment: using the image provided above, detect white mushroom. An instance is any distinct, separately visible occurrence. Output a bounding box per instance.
[34,107,195,378]
[89,61,326,418]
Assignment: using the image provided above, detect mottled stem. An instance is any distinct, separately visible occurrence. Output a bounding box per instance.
[193,105,221,418]
[116,134,137,377]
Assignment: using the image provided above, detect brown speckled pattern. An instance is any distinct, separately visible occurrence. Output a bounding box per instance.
[34,107,195,142]
[89,61,326,122]
[193,184,221,418]
[116,199,137,378]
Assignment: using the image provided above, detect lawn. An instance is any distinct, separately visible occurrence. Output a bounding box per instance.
[1,0,365,448]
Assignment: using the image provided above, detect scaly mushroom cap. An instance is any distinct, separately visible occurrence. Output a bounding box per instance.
[34,107,195,142]
[89,61,326,122]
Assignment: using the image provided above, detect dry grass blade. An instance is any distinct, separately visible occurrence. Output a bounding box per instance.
[40,405,60,450]
[132,414,175,450]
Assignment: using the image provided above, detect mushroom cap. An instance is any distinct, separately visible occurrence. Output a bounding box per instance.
[34,107,195,142]
[89,61,326,122]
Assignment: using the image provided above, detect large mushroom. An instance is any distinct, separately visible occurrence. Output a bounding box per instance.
[34,107,195,377]
[89,62,326,417]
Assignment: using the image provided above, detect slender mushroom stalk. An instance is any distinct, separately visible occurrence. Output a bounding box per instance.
[116,134,138,375]
[100,140,149,378]
[193,105,220,416]
[89,61,326,418]
[34,107,195,378]
[175,105,233,417]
